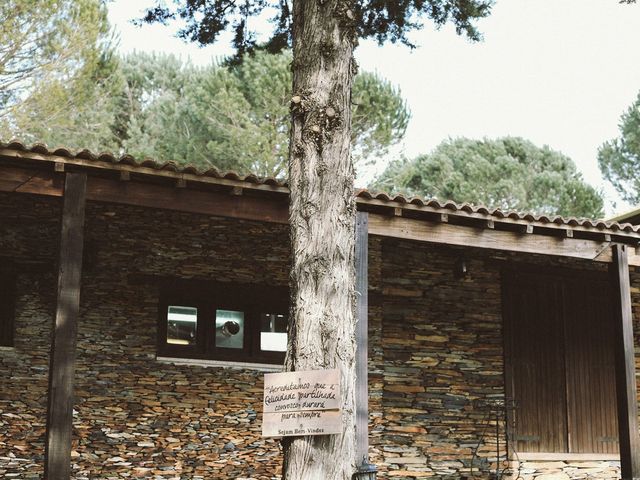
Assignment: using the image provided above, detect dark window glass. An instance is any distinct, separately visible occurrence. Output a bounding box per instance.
[166,306,197,346]
[215,309,244,349]
[157,281,287,364]
[260,313,287,352]
[0,275,16,347]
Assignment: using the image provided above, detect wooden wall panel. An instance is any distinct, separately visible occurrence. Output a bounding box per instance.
[504,269,619,454]
[564,280,618,454]
[504,273,567,453]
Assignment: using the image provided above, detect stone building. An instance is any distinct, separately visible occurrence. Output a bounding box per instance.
[1,141,639,479]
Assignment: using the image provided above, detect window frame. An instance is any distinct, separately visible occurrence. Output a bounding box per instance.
[157,280,288,365]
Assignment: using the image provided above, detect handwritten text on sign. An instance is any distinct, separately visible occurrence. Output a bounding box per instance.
[262,369,341,437]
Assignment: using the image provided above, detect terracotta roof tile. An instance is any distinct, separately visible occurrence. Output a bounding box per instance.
[1,139,639,235]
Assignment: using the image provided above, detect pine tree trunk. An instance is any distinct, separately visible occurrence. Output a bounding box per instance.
[284,1,358,479]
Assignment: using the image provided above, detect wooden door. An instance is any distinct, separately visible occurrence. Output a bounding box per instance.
[564,278,618,454]
[503,268,618,454]
[504,272,567,453]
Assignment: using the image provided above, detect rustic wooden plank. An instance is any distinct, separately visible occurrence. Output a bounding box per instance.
[0,165,63,196]
[503,272,567,453]
[85,177,288,224]
[368,214,640,266]
[610,244,640,480]
[44,172,87,480]
[15,172,64,196]
[0,165,35,188]
[355,212,369,463]
[0,165,288,223]
[563,276,618,454]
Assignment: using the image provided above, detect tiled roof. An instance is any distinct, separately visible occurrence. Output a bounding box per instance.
[0,140,287,187]
[355,189,640,233]
[2,140,639,237]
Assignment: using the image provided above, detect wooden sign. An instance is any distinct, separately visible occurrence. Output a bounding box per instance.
[262,369,341,437]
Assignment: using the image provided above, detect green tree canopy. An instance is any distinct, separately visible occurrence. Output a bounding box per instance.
[8,50,409,178]
[4,50,125,153]
[598,90,640,204]
[373,137,604,218]
[120,50,408,177]
[0,0,111,118]
[139,1,492,54]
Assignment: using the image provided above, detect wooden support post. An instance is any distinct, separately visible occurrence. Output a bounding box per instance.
[355,211,369,463]
[44,172,87,480]
[610,244,640,480]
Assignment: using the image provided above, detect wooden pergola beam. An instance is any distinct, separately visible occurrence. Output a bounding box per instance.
[0,165,289,224]
[610,244,640,480]
[357,196,638,239]
[44,172,87,479]
[355,212,369,463]
[86,176,288,224]
[368,214,640,266]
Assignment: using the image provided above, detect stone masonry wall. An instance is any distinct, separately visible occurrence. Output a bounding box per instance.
[375,238,631,480]
[0,193,59,479]
[0,190,636,479]
[376,240,505,479]
[0,193,292,479]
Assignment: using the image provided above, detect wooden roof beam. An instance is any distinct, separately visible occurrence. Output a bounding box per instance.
[0,164,287,224]
[85,176,288,224]
[368,214,640,266]
[356,197,640,241]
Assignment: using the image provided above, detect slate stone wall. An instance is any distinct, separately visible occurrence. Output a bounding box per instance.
[372,239,627,480]
[375,239,506,479]
[0,194,291,479]
[0,193,59,480]
[0,191,633,480]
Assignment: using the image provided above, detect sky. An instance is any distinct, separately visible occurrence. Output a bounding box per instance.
[108,1,640,216]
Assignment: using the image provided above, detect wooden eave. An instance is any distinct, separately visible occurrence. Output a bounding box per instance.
[2,147,640,266]
[609,206,640,226]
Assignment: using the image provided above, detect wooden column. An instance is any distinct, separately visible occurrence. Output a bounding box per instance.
[44,172,87,479]
[610,244,640,480]
[355,211,369,463]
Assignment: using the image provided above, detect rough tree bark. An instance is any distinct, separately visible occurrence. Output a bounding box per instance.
[284,0,358,479]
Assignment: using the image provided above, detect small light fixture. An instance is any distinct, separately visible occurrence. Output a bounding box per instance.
[221,320,240,336]
[353,457,377,480]
[454,257,468,278]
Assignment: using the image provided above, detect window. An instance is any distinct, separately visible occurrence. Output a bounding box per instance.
[158,280,288,364]
[0,274,16,347]
[503,268,618,455]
